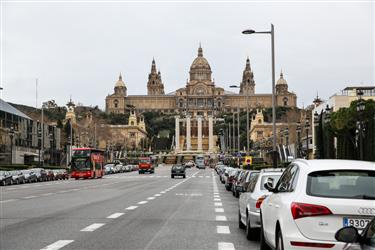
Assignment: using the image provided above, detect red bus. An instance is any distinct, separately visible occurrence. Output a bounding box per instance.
[71,148,104,179]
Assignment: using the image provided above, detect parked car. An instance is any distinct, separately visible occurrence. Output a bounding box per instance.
[104,164,114,175]
[184,161,195,168]
[260,159,374,250]
[171,164,186,178]
[232,169,245,196]
[235,170,260,198]
[52,170,64,180]
[0,171,13,186]
[9,170,26,184]
[22,170,38,183]
[239,168,283,240]
[225,168,240,191]
[31,168,48,182]
[335,217,375,250]
[60,169,69,180]
[46,170,56,181]
[125,165,132,172]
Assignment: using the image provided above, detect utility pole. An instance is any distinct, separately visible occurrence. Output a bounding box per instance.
[237,107,240,152]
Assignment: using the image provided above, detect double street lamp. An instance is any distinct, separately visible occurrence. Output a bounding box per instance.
[242,24,277,167]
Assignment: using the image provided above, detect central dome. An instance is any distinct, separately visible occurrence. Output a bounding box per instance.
[189,46,212,82]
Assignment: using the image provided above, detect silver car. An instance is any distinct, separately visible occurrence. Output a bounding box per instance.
[238,168,283,240]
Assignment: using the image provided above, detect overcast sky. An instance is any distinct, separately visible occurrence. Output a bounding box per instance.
[1,1,374,109]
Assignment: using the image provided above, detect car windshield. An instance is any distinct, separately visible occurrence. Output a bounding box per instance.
[72,158,91,170]
[260,174,282,190]
[307,170,375,199]
[139,159,150,163]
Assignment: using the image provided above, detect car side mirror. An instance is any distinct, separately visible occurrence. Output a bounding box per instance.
[264,177,275,191]
[335,227,359,243]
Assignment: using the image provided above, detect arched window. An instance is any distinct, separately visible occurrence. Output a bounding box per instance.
[283,97,288,106]
[179,99,184,108]
[131,121,134,126]
[114,99,119,108]
[258,119,262,124]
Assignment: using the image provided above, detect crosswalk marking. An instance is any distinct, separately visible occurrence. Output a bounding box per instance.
[80,223,105,232]
[40,240,74,250]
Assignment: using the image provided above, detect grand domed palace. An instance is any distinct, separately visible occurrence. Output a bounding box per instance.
[105,45,297,117]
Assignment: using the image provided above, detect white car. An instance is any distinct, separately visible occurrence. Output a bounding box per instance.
[239,168,283,240]
[260,159,374,250]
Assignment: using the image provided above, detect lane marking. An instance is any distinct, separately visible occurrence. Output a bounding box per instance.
[137,201,148,204]
[216,215,227,221]
[214,198,221,201]
[23,195,38,199]
[0,199,17,203]
[107,213,124,219]
[40,240,74,250]
[218,242,235,250]
[147,197,155,200]
[126,206,138,210]
[217,226,231,234]
[80,223,105,232]
[214,202,223,206]
[215,208,225,213]
[160,191,166,194]
[41,193,54,196]
[154,194,161,197]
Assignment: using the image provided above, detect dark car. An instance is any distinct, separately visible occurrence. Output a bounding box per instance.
[0,171,13,186]
[22,170,38,183]
[46,170,55,181]
[232,170,245,197]
[61,169,69,180]
[171,164,186,178]
[9,170,26,184]
[31,168,48,182]
[335,217,375,250]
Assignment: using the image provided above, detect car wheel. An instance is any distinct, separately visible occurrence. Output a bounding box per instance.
[235,191,239,198]
[260,213,271,250]
[225,186,231,191]
[246,214,258,241]
[171,175,174,178]
[183,175,186,178]
[238,210,246,229]
[276,228,284,250]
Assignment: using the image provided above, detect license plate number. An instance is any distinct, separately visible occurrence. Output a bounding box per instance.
[343,217,371,229]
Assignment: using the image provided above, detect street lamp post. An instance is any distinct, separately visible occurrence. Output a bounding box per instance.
[313,111,319,158]
[237,107,240,152]
[324,105,331,159]
[305,119,310,159]
[230,85,250,154]
[356,90,365,160]
[8,126,15,165]
[296,122,301,158]
[242,24,277,167]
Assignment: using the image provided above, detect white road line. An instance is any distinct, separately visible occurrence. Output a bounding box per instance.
[160,191,166,194]
[147,197,155,200]
[80,223,105,232]
[0,199,17,203]
[41,193,54,196]
[23,195,38,199]
[218,242,235,250]
[214,202,223,206]
[107,213,124,219]
[206,176,210,178]
[217,226,230,234]
[154,194,161,197]
[126,206,138,210]
[214,195,220,198]
[40,240,74,250]
[216,215,227,221]
[215,208,225,213]
[137,201,148,204]
[214,198,221,201]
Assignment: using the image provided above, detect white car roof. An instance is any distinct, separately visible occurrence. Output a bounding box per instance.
[292,159,375,172]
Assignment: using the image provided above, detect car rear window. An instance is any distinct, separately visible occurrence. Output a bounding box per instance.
[307,170,375,199]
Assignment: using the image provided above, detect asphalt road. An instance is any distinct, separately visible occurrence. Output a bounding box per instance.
[0,165,260,250]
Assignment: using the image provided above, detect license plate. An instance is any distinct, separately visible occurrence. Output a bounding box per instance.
[343,217,371,229]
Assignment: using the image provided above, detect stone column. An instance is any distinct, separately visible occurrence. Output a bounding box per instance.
[208,115,214,152]
[175,116,180,152]
[197,116,203,151]
[186,115,191,151]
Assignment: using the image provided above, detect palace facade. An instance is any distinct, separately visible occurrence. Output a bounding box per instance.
[105,46,297,117]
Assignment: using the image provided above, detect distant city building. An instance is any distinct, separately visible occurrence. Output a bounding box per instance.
[105,45,297,116]
[0,99,61,165]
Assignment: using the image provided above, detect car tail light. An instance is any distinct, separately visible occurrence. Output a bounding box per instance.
[290,241,334,248]
[291,202,332,220]
[255,195,267,209]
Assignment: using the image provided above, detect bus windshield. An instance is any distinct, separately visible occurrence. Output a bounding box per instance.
[72,158,91,170]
